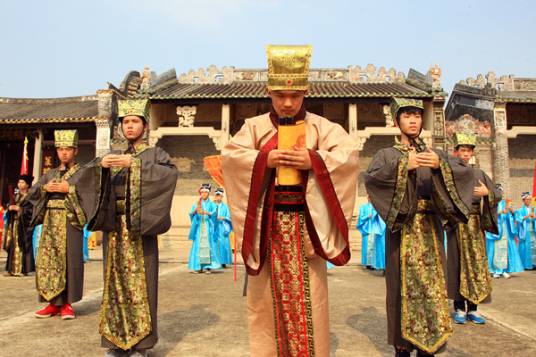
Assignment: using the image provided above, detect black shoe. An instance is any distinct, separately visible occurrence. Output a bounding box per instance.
[395,349,410,357]
[417,350,434,357]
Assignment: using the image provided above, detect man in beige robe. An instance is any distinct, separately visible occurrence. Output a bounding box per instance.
[222,45,358,357]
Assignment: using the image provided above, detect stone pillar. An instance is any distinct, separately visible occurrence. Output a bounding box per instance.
[96,89,114,156]
[95,119,112,156]
[348,103,358,136]
[431,96,446,150]
[32,129,43,183]
[492,102,510,196]
[348,103,359,197]
[476,142,493,178]
[97,89,113,119]
[220,104,231,150]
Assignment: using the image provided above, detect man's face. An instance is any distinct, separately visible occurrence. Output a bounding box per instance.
[396,111,422,138]
[121,116,146,141]
[56,147,77,165]
[455,146,474,164]
[523,198,531,206]
[17,179,29,191]
[200,191,209,200]
[214,195,222,203]
[268,90,306,117]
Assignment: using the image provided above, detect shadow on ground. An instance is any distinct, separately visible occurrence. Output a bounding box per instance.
[346,306,392,356]
[153,304,220,356]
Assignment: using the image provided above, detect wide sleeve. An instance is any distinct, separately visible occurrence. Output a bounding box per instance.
[220,203,232,223]
[188,202,200,241]
[216,203,233,236]
[305,121,358,264]
[364,148,414,233]
[515,208,526,240]
[430,150,473,227]
[19,196,34,228]
[486,231,501,241]
[131,147,178,237]
[63,166,96,231]
[356,204,370,233]
[480,170,501,234]
[207,200,217,220]
[19,197,35,252]
[221,119,277,273]
[82,158,117,232]
[27,171,54,227]
[189,201,198,220]
[506,211,518,236]
[514,208,524,225]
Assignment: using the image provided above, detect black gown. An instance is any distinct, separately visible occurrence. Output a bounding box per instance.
[82,144,178,351]
[365,145,473,353]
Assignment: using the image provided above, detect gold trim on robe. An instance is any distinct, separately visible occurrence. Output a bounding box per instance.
[457,212,493,304]
[99,149,152,351]
[400,199,452,354]
[35,164,85,301]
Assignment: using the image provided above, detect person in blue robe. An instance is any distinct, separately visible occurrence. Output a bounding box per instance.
[356,198,374,268]
[357,197,386,271]
[488,198,524,278]
[213,188,233,267]
[188,183,222,273]
[82,225,90,263]
[32,224,43,262]
[2,208,7,248]
[515,192,536,270]
[372,213,386,271]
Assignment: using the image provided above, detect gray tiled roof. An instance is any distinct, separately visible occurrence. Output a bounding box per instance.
[151,81,432,100]
[0,96,98,124]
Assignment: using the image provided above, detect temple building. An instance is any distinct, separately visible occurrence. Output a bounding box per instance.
[2,63,448,228]
[0,92,114,204]
[445,72,536,200]
[126,64,446,225]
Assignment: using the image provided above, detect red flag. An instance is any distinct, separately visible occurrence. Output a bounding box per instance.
[20,136,29,175]
[203,155,224,187]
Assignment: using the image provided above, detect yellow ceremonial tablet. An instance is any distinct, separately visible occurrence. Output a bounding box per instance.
[277,119,306,185]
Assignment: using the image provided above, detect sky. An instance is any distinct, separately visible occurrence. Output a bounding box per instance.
[1,0,535,98]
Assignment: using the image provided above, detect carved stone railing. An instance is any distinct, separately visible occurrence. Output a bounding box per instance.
[148,126,227,150]
[352,127,432,151]
[458,72,516,91]
[178,65,411,84]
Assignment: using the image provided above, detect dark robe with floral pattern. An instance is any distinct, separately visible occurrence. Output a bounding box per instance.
[4,192,35,276]
[447,167,501,304]
[83,143,178,351]
[28,164,89,305]
[365,144,473,354]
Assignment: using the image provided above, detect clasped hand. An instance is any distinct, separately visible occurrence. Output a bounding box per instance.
[267,146,311,170]
[473,180,489,197]
[101,154,132,168]
[44,180,69,193]
[197,208,210,216]
[408,148,440,171]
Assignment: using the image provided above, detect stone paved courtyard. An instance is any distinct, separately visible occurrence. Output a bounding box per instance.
[1,236,536,357]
